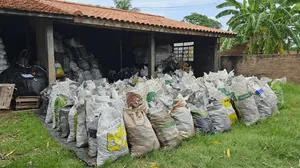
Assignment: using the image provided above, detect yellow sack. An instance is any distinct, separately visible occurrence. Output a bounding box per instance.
[107,123,128,151]
[97,107,129,166]
[55,62,65,78]
[221,97,238,125]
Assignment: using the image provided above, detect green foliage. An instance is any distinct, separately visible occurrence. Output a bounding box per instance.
[113,0,140,12]
[217,0,300,54]
[183,13,222,29]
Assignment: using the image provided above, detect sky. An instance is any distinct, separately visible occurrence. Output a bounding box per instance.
[67,0,235,30]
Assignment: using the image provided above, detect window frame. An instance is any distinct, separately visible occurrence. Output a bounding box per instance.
[173,42,194,62]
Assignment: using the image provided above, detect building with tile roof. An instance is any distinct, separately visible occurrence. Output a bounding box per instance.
[0,0,235,82]
[0,0,234,37]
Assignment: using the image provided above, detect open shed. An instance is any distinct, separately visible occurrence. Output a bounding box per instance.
[0,0,235,84]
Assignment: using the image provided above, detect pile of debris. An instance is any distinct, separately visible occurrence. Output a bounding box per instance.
[0,37,9,74]
[54,32,188,84]
[54,33,103,83]
[134,45,173,66]
[41,69,285,167]
[0,37,49,99]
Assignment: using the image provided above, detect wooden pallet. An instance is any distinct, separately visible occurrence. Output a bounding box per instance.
[16,96,40,110]
[0,84,15,110]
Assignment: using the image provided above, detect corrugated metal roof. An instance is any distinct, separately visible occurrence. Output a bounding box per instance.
[0,0,235,36]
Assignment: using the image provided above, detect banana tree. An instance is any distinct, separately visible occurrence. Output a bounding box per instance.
[216,0,300,54]
[113,0,140,12]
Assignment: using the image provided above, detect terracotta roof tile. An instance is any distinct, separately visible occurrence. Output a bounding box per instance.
[0,0,68,14]
[0,0,235,36]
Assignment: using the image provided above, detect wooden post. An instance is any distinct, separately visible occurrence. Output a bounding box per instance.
[193,39,202,77]
[36,19,44,67]
[36,19,55,83]
[213,37,220,72]
[46,22,55,83]
[148,32,155,77]
[120,33,123,78]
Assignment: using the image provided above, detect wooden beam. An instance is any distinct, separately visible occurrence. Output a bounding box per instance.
[46,22,55,83]
[36,20,45,69]
[74,17,235,38]
[36,19,56,83]
[148,32,156,77]
[213,38,220,71]
[120,32,123,78]
[0,9,73,20]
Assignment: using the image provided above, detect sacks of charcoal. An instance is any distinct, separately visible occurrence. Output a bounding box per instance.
[40,68,284,167]
[53,33,103,83]
[0,37,10,74]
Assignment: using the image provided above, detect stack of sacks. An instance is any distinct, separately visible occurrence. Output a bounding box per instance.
[246,77,272,119]
[43,79,129,166]
[194,70,282,126]
[146,92,182,149]
[54,34,103,83]
[206,86,232,133]
[108,67,141,82]
[41,68,284,167]
[0,37,9,73]
[44,79,79,125]
[134,45,173,66]
[170,94,195,139]
[65,38,103,83]
[203,71,260,126]
[124,92,160,157]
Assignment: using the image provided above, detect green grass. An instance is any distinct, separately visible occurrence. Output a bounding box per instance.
[1,83,300,168]
[0,112,85,168]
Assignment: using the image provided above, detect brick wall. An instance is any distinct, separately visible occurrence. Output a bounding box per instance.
[220,54,300,84]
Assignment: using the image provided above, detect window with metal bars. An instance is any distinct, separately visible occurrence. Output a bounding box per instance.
[174,42,194,62]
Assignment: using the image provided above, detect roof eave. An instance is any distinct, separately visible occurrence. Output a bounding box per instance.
[74,16,236,38]
[0,8,236,37]
[0,8,73,20]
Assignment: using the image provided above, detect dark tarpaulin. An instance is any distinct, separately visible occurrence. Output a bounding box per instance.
[35,110,96,167]
[0,64,48,98]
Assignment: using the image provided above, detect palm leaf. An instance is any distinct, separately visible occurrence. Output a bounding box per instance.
[248,0,255,10]
[291,13,300,24]
[226,16,237,26]
[295,4,300,10]
[227,0,243,9]
[243,0,247,11]
[114,0,132,10]
[285,27,300,48]
[220,38,229,51]
[216,9,239,19]
[267,20,281,39]
[242,21,252,42]
[233,23,246,33]
[220,38,235,52]
[216,2,231,8]
[227,13,249,26]
[217,0,242,9]
[254,13,266,32]
[250,13,256,32]
[277,7,293,20]
[254,0,261,11]
[281,0,289,6]
[268,0,275,11]
[259,0,270,12]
